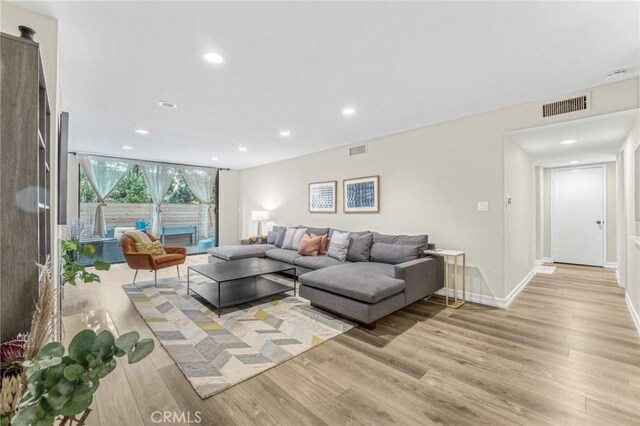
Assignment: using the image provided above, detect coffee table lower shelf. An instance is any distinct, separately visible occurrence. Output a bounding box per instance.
[187,275,295,317]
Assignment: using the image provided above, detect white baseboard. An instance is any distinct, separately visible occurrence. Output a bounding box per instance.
[624,292,640,335]
[615,270,622,287]
[535,258,553,266]
[434,267,536,309]
[605,262,618,269]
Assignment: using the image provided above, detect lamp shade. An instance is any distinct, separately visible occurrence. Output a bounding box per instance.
[251,210,270,221]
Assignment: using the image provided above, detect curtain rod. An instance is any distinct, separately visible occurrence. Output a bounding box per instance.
[68,151,231,171]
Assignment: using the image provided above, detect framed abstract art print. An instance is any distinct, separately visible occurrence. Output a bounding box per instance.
[343,175,380,213]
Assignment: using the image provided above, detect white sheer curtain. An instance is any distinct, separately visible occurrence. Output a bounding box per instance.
[182,167,218,238]
[139,162,177,237]
[77,154,134,237]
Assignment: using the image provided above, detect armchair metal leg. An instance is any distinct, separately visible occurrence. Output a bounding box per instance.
[133,270,138,284]
[154,270,158,287]
[177,266,180,279]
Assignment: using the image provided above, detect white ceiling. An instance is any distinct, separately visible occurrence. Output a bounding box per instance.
[508,109,639,168]
[16,1,640,169]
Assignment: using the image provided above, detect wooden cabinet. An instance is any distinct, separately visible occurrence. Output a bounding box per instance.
[0,30,51,342]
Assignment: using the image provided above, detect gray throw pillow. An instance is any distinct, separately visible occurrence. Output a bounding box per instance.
[267,231,278,244]
[327,230,350,262]
[370,242,420,264]
[292,228,308,250]
[346,232,373,262]
[274,229,287,248]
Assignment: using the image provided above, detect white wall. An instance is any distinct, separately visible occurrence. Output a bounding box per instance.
[218,170,240,245]
[239,78,639,301]
[504,138,536,298]
[538,162,617,265]
[621,112,640,330]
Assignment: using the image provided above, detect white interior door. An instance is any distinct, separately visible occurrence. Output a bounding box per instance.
[551,166,605,266]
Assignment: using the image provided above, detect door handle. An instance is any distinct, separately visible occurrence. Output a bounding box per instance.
[596,220,603,225]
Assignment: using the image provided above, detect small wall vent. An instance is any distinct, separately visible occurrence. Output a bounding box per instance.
[542,95,589,118]
[349,145,367,156]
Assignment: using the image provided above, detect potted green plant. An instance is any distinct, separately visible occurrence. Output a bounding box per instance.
[10,330,153,426]
[61,219,110,285]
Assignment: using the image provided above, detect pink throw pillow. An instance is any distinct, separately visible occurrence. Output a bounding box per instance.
[311,233,329,255]
[298,234,322,256]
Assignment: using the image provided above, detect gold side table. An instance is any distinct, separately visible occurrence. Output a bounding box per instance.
[424,249,466,309]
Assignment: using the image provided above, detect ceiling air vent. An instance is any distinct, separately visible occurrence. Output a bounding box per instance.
[542,95,589,118]
[349,145,367,156]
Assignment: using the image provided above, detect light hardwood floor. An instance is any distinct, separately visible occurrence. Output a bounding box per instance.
[62,257,640,425]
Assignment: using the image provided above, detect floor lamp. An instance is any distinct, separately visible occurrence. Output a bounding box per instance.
[251,210,270,236]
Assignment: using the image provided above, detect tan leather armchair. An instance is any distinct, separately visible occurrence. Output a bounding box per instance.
[120,232,187,286]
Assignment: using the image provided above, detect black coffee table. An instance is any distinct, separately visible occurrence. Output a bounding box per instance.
[186,258,297,317]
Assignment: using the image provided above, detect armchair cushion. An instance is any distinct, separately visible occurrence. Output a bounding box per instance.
[153,254,185,265]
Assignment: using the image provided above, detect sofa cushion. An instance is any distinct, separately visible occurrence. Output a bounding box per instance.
[329,229,369,239]
[327,230,350,262]
[346,232,373,262]
[370,242,420,264]
[208,244,276,261]
[372,232,428,253]
[299,225,330,237]
[312,233,329,255]
[299,263,405,303]
[265,248,301,264]
[294,255,344,270]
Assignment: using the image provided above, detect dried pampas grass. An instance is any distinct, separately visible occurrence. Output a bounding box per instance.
[24,260,55,361]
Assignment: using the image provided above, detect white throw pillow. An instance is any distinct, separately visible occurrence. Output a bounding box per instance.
[327,230,350,262]
[292,228,308,250]
[283,228,307,250]
[281,228,298,250]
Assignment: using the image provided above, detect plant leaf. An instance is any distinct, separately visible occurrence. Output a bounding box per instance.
[69,330,96,366]
[58,395,93,417]
[128,339,155,364]
[63,364,85,381]
[115,331,140,354]
[93,260,111,271]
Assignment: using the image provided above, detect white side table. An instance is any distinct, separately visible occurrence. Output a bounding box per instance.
[424,249,466,309]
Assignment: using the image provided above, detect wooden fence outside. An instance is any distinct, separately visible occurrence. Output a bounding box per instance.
[80,202,214,241]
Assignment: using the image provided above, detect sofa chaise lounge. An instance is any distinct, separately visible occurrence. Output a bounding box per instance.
[208,226,443,328]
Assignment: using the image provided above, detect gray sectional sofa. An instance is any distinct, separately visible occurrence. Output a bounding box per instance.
[208,226,443,329]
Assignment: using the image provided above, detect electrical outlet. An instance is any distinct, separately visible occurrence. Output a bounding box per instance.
[477,201,489,212]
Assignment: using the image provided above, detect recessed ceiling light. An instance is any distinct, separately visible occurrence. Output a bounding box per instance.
[135,129,149,135]
[211,157,218,161]
[238,147,247,152]
[342,107,356,116]
[158,101,177,109]
[279,130,291,137]
[204,52,225,64]
[561,139,577,145]
[569,160,580,165]
[122,146,133,150]
[604,69,628,81]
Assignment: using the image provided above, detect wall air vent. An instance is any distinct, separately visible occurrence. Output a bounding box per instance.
[542,95,589,118]
[349,144,367,156]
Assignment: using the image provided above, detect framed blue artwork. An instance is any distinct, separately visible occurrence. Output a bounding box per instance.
[309,181,337,213]
[343,175,380,213]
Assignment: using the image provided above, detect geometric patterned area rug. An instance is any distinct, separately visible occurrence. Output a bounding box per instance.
[122,274,355,398]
